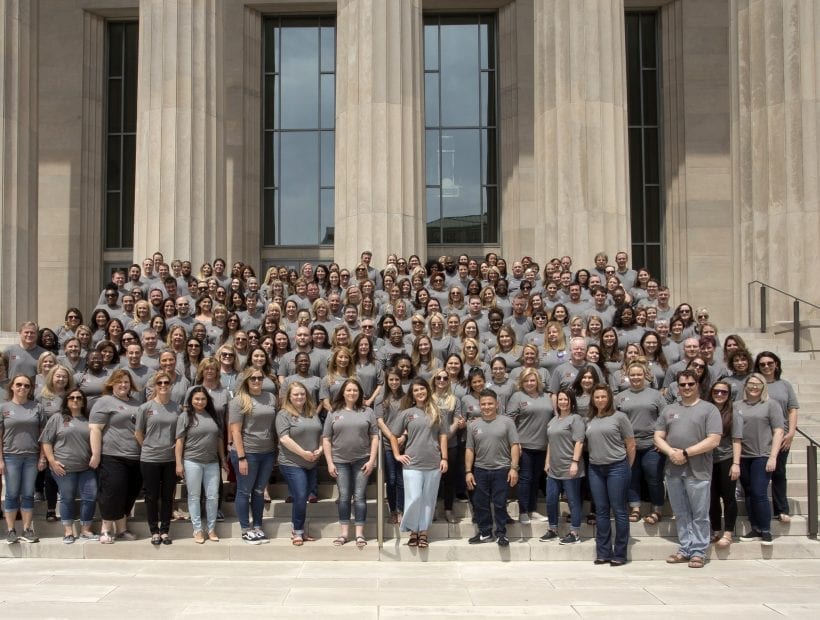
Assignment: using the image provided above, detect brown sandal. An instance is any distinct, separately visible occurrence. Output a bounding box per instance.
[716,535,733,549]
[629,508,642,522]
[688,556,705,568]
[407,532,419,547]
[417,533,428,548]
[643,511,662,525]
[666,553,689,564]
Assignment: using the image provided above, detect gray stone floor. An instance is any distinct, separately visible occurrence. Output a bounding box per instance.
[1,558,820,618]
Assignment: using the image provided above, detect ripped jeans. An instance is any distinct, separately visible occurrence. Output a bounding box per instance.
[230,450,275,530]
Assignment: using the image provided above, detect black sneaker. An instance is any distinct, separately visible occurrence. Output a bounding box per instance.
[539,529,559,542]
[216,510,225,522]
[559,532,581,545]
[253,528,270,544]
[739,529,762,542]
[496,535,510,547]
[6,529,18,545]
[241,530,262,545]
[19,528,39,543]
[761,531,773,546]
[468,533,494,544]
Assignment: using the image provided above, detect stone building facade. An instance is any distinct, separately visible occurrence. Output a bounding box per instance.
[0,0,818,330]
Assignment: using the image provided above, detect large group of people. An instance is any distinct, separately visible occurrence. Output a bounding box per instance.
[0,249,799,564]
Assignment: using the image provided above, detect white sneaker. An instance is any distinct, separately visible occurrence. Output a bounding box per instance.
[519,513,531,524]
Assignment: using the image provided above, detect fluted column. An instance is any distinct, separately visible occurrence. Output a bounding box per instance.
[732,0,820,317]
[334,0,425,270]
[533,0,630,264]
[0,0,37,330]
[133,0,225,265]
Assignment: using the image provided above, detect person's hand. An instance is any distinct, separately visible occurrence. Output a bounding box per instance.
[238,459,249,476]
[362,459,376,476]
[508,468,519,487]
[668,448,687,466]
[439,459,448,473]
[51,461,66,477]
[176,464,184,478]
[766,456,777,473]
[729,463,740,481]
[327,462,338,478]
[569,462,578,478]
[303,449,318,463]
[782,434,794,451]
[89,454,100,470]
[37,458,47,472]
[465,472,475,491]
[397,454,411,465]
[0,461,4,475]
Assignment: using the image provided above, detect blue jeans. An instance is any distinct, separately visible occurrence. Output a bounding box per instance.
[335,458,371,525]
[518,448,546,514]
[588,459,631,562]
[546,476,583,530]
[665,473,711,558]
[230,450,275,530]
[279,464,318,534]
[473,467,510,538]
[53,469,98,525]
[401,468,441,532]
[3,454,38,512]
[183,460,221,534]
[740,456,773,534]
[382,447,404,513]
[629,447,666,509]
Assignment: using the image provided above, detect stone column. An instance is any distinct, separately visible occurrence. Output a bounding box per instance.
[334,0,425,270]
[133,0,225,266]
[0,0,38,330]
[533,0,630,266]
[732,0,820,319]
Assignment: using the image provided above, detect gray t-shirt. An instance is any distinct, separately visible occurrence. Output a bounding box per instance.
[734,399,784,458]
[377,396,406,447]
[586,411,634,465]
[322,407,378,464]
[466,414,520,470]
[399,407,446,470]
[276,410,323,469]
[135,400,181,463]
[4,344,46,378]
[614,387,666,450]
[547,413,587,479]
[765,379,798,433]
[354,362,383,400]
[228,392,278,454]
[176,411,222,464]
[505,391,552,450]
[549,361,603,394]
[656,400,722,480]
[0,401,46,455]
[281,374,322,406]
[39,414,91,472]
[713,408,744,463]
[89,395,141,459]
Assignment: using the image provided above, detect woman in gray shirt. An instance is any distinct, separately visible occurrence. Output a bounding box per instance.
[322,378,378,548]
[136,370,181,545]
[392,378,449,548]
[39,388,97,543]
[176,386,225,544]
[276,382,323,546]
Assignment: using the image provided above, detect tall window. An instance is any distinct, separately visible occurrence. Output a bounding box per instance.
[626,12,662,278]
[424,15,498,245]
[104,21,138,250]
[262,17,335,247]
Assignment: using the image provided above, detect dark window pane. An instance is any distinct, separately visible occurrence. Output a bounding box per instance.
[628,128,643,190]
[425,73,439,127]
[641,15,657,69]
[264,75,276,130]
[481,129,497,186]
[280,27,319,129]
[107,80,122,134]
[645,186,661,243]
[631,244,646,270]
[107,135,121,191]
[644,128,659,184]
[264,21,277,74]
[424,24,438,71]
[320,26,335,72]
[320,131,334,188]
[630,194,644,243]
[105,193,121,248]
[279,132,320,245]
[480,71,496,127]
[484,186,498,244]
[263,131,275,188]
[320,189,334,244]
[108,25,123,77]
[426,186,441,244]
[440,24,479,126]
[320,74,335,129]
[123,24,138,132]
[479,22,490,70]
[643,69,657,126]
[263,189,276,246]
[426,130,440,186]
[646,245,661,280]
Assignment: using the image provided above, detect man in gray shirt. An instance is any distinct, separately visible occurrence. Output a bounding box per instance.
[465,389,520,547]
[4,321,46,378]
[654,369,722,567]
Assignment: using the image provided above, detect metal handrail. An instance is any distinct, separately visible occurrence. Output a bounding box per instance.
[376,433,384,548]
[795,427,819,539]
[746,280,820,351]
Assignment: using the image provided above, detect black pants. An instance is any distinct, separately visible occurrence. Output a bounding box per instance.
[98,455,142,521]
[35,469,59,511]
[438,442,461,510]
[140,461,177,535]
[709,458,738,532]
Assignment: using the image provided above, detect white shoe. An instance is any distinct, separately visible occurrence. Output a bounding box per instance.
[519,513,531,525]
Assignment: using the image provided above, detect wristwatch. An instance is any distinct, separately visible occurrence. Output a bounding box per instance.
[682,449,689,459]
[238,455,247,461]
[510,464,520,471]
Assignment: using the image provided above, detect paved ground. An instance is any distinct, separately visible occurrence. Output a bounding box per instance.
[1,558,819,618]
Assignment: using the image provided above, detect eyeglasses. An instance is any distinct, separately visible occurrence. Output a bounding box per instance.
[221,353,235,358]
[66,395,84,401]
[697,315,708,319]
[249,376,265,382]
[67,315,79,319]
[711,389,729,396]
[690,363,705,369]
[678,382,696,388]
[759,361,776,368]
[746,383,764,390]
[13,382,31,388]
[435,376,449,382]
[155,380,171,386]
[188,343,201,348]
[362,325,374,329]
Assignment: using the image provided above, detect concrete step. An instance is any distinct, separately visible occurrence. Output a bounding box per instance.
[2,533,818,562]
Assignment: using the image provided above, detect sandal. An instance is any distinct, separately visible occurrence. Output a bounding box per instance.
[716,535,733,549]
[417,533,428,548]
[355,536,367,548]
[643,511,662,525]
[688,556,705,568]
[666,552,690,564]
[151,534,162,546]
[629,508,642,522]
[332,536,348,546]
[99,532,114,545]
[292,534,304,546]
[407,532,419,547]
[388,512,399,524]
[46,511,58,522]
[161,534,173,545]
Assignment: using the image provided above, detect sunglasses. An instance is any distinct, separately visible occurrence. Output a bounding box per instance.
[678,382,696,388]
[67,395,85,401]
[155,380,171,386]
[249,376,265,382]
[711,389,729,396]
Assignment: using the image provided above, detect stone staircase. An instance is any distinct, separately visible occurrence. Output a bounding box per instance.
[1,328,819,562]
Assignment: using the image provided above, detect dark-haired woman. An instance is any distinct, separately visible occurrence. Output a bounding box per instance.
[708,380,742,549]
[40,388,98,543]
[586,384,635,566]
[377,368,406,524]
[322,379,379,548]
[176,387,225,543]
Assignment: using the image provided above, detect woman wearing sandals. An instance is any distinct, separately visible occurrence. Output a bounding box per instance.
[322,378,379,548]
[708,380,742,549]
[89,369,142,544]
[135,371,181,545]
[39,388,98,543]
[276,382,323,546]
[613,360,667,527]
[391,378,449,548]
